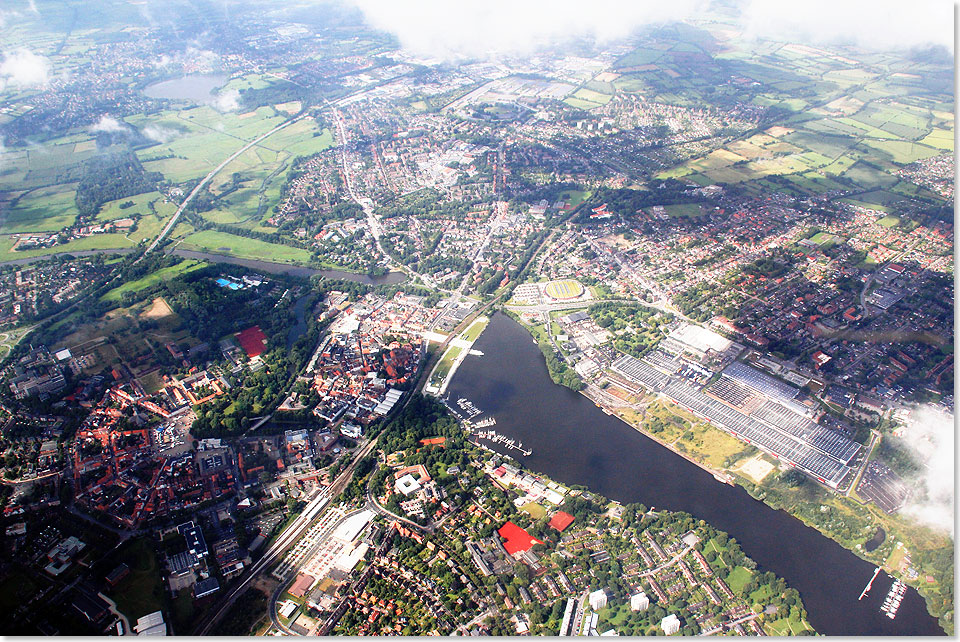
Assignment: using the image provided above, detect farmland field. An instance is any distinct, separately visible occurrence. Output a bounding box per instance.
[178,230,312,263]
[1,183,79,233]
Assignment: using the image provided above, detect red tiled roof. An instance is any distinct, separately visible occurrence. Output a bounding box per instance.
[498,521,543,556]
[289,573,315,598]
[548,511,575,532]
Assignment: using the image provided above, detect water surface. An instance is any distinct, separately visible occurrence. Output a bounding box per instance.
[446,313,942,636]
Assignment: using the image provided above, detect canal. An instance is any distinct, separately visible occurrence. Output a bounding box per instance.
[446,313,943,636]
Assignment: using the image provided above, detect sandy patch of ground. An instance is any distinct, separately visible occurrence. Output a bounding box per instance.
[765,126,794,137]
[735,454,775,483]
[141,296,174,320]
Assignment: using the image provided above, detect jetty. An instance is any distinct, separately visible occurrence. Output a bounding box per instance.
[859,567,882,601]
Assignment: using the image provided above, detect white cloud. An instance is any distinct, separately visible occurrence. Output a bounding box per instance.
[142,124,179,143]
[0,10,21,29]
[738,0,953,52]
[210,89,240,112]
[91,115,128,133]
[344,0,952,61]
[26,0,39,16]
[186,46,220,70]
[897,405,954,535]
[348,0,708,60]
[0,48,50,89]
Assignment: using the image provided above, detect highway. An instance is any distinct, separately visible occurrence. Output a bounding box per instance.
[144,113,306,255]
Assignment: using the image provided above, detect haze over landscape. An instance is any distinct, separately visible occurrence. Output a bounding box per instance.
[0,0,952,637]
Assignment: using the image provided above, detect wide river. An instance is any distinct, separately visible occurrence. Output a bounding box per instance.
[446,313,943,636]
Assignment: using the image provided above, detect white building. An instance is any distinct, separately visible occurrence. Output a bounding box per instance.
[630,591,649,612]
[589,589,608,611]
[661,614,681,635]
[395,473,422,496]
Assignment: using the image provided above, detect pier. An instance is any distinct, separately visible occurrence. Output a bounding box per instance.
[859,567,881,601]
[474,429,532,457]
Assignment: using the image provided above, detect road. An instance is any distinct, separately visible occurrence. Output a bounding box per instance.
[845,429,882,498]
[326,99,456,296]
[144,114,307,254]
[699,611,762,636]
[268,505,368,635]
[195,430,380,635]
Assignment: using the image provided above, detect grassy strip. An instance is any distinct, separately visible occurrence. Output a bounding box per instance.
[100,259,207,301]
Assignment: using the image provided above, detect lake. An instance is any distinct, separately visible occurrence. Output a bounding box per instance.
[143,73,229,102]
[446,313,943,636]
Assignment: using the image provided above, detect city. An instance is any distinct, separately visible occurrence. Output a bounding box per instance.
[0,0,952,637]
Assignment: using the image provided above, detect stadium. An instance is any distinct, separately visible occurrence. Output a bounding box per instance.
[543,279,585,301]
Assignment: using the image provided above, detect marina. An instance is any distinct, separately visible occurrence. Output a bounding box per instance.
[474,429,533,457]
[440,396,531,456]
[881,579,906,619]
[445,313,944,636]
[455,397,483,419]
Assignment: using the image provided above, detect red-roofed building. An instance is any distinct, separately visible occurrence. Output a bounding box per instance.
[548,511,575,532]
[498,521,543,557]
[288,573,315,598]
[236,326,268,358]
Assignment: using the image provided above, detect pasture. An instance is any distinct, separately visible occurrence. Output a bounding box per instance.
[178,230,312,263]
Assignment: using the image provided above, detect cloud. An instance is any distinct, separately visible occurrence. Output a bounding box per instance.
[91,115,129,134]
[186,46,220,69]
[142,124,179,143]
[0,10,21,29]
[345,0,952,61]
[347,0,708,60]
[0,48,50,89]
[896,405,954,535]
[738,0,953,52]
[210,89,240,112]
[26,0,39,15]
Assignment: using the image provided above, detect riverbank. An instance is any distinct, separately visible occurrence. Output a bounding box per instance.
[446,312,943,635]
[507,312,953,634]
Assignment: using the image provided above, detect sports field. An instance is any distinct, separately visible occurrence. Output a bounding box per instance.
[544,279,585,301]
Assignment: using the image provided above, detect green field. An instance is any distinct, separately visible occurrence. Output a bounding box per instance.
[178,230,311,263]
[460,317,489,343]
[726,565,754,595]
[97,191,177,222]
[0,233,137,262]
[561,190,592,208]
[876,215,900,228]
[1,183,79,233]
[430,344,463,386]
[661,203,708,218]
[101,259,207,302]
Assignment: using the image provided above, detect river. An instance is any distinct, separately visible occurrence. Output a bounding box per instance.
[446,313,943,636]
